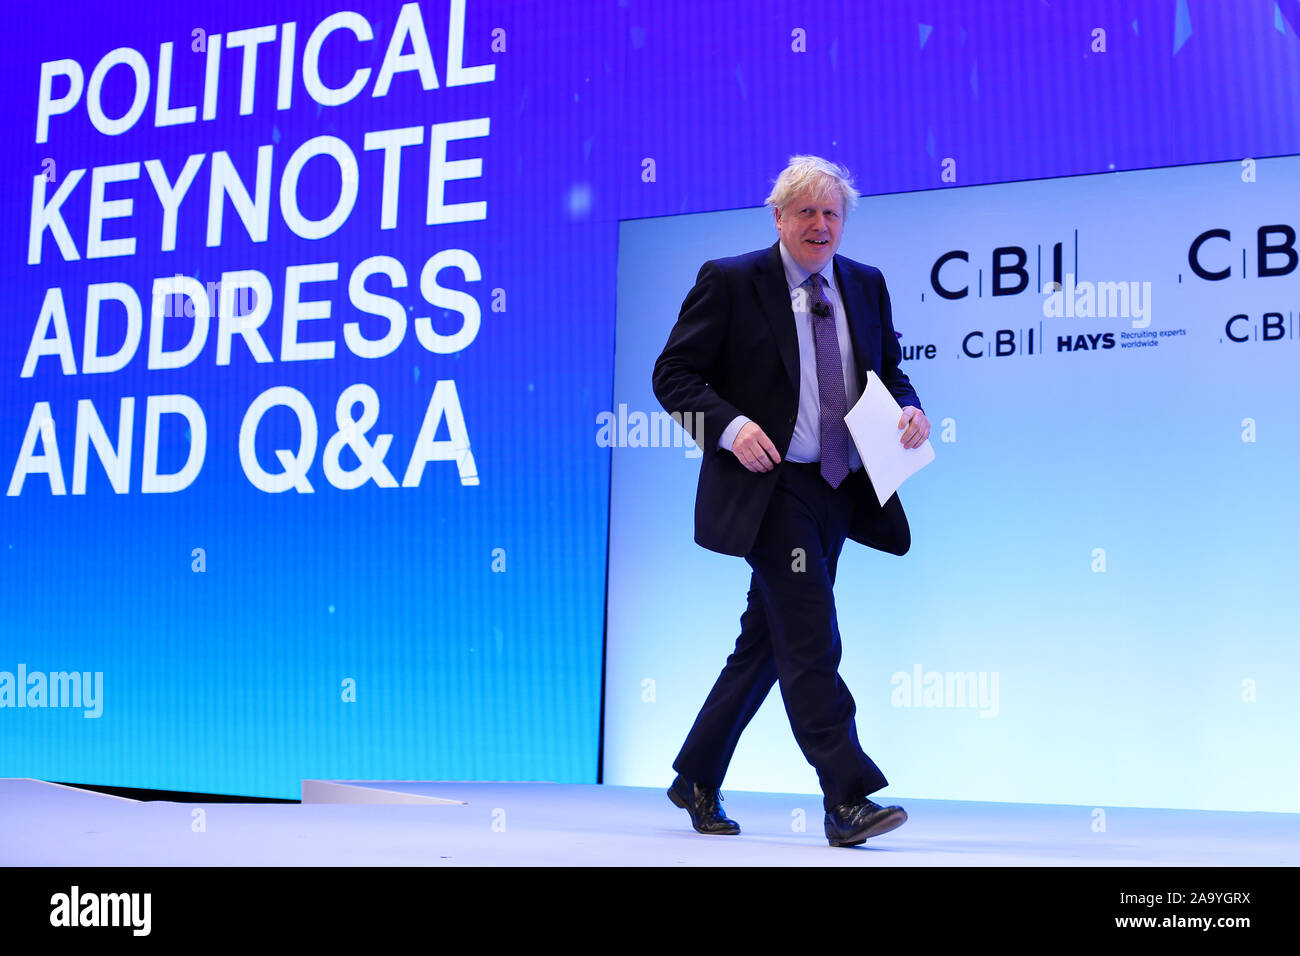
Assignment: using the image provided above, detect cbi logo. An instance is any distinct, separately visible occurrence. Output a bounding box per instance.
[1188,223,1300,346]
[1188,224,1297,281]
[929,239,1071,359]
[930,242,1067,300]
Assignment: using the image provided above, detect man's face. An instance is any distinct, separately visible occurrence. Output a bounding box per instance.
[775,189,845,274]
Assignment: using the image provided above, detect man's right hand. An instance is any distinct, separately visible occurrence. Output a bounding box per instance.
[731,422,781,472]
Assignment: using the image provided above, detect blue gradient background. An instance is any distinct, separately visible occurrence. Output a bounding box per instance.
[606,157,1300,812]
[0,0,1297,802]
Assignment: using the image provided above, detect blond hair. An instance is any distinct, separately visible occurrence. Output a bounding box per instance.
[765,155,860,216]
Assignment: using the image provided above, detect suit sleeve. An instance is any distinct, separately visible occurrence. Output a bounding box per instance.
[652,260,747,454]
[876,272,923,414]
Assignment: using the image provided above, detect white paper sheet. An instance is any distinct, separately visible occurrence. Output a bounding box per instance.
[843,370,935,506]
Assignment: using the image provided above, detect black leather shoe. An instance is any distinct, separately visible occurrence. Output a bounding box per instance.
[667,774,740,834]
[824,797,907,846]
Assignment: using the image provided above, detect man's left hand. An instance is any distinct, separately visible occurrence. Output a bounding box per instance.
[897,406,930,449]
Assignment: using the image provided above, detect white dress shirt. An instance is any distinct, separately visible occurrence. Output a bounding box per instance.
[719,240,863,471]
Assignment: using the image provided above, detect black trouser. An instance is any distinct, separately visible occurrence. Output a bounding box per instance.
[673,461,887,811]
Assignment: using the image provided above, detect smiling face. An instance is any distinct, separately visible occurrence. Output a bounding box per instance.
[774,187,845,274]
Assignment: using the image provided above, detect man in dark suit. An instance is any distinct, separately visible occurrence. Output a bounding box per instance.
[652,155,929,847]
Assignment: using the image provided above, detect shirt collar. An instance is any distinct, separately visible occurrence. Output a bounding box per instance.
[778,239,838,296]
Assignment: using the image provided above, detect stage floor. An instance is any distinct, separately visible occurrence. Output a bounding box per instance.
[2,778,1296,866]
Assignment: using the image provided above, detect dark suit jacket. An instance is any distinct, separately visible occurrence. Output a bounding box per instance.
[652,240,923,558]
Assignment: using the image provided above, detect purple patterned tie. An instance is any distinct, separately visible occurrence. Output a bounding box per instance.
[807,273,851,489]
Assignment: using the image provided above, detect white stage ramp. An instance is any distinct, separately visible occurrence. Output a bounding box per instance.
[2,778,1297,866]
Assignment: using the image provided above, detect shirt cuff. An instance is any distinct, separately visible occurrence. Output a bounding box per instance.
[718,415,751,452]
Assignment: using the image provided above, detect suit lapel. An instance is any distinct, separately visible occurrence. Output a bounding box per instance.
[754,244,879,395]
[753,242,800,391]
